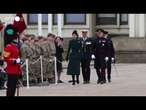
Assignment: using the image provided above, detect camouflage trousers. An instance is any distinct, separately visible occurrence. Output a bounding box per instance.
[29,59,38,82]
[21,58,38,82]
[43,57,55,80]
[21,57,55,82]
[32,58,41,80]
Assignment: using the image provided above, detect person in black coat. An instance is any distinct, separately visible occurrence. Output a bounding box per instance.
[55,36,64,83]
[80,30,93,84]
[66,30,82,85]
[103,31,115,83]
[93,29,109,84]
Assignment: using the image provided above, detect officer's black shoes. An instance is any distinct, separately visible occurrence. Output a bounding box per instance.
[100,81,104,84]
[100,80,106,84]
[100,81,105,84]
[103,80,106,84]
[97,80,101,84]
[84,81,90,84]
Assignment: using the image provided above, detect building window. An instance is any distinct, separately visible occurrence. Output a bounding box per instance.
[64,14,86,25]
[53,14,57,25]
[120,14,128,25]
[27,14,38,24]
[96,14,128,26]
[96,14,117,25]
[42,14,48,24]
[27,14,48,25]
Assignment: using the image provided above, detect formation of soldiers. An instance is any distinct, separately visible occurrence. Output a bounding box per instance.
[20,33,56,84]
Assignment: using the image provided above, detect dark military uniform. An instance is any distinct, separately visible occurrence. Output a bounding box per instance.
[106,36,115,82]
[93,37,109,84]
[81,37,93,83]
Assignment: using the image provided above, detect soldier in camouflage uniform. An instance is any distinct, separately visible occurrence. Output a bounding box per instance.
[28,36,38,84]
[47,33,56,83]
[33,37,43,83]
[20,36,35,84]
[38,37,47,82]
[40,38,52,82]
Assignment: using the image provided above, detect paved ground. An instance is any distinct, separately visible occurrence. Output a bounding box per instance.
[1,63,146,96]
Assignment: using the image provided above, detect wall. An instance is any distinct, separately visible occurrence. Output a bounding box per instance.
[112,36,146,63]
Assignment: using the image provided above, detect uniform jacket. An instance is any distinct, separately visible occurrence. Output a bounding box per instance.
[81,37,93,60]
[3,44,22,76]
[93,37,110,58]
[106,36,115,58]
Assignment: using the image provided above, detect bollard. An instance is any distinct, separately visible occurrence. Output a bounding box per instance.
[26,59,29,89]
[40,56,44,83]
[54,57,58,84]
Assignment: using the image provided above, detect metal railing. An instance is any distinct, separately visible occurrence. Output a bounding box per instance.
[22,55,59,88]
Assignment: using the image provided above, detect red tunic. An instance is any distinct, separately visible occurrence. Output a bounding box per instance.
[3,44,22,76]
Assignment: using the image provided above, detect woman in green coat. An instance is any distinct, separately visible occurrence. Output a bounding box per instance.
[66,30,82,85]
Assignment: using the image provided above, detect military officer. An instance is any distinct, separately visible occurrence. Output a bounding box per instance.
[103,31,115,83]
[80,30,93,84]
[93,29,110,84]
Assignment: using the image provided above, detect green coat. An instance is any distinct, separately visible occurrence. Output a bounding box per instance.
[66,38,82,75]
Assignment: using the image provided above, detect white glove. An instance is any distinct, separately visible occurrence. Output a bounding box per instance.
[105,57,109,62]
[49,59,53,62]
[91,54,95,59]
[111,57,115,63]
[112,57,115,61]
[16,58,21,64]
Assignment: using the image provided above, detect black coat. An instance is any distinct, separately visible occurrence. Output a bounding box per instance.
[55,43,64,72]
[66,37,82,75]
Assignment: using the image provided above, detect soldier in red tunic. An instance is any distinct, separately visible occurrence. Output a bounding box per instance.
[3,40,22,96]
[2,14,26,96]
